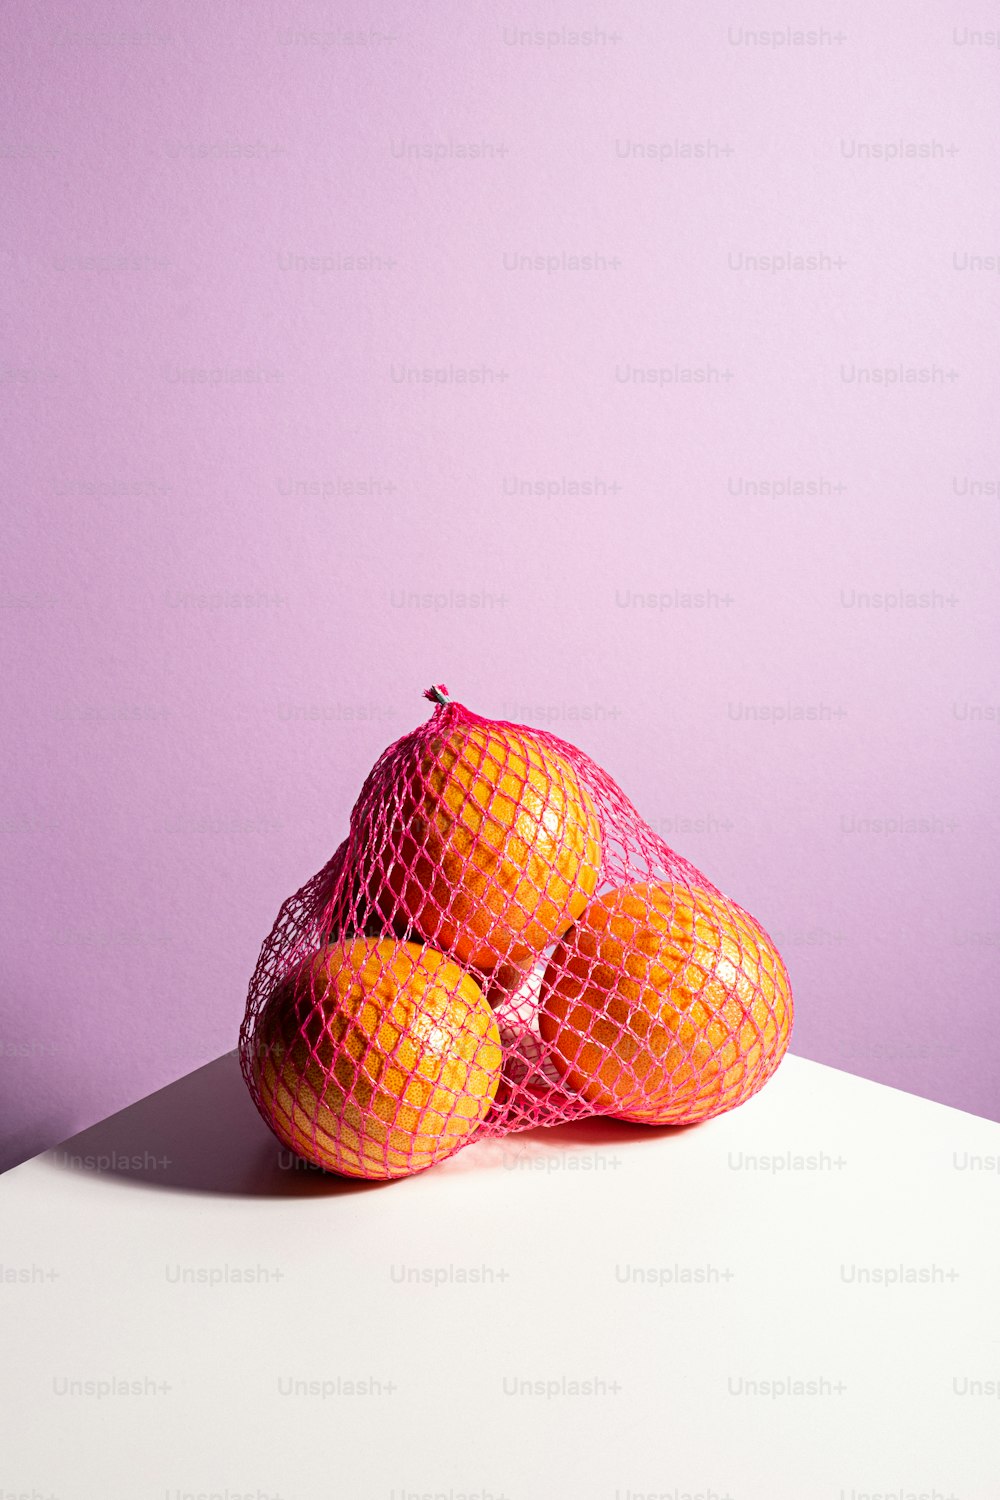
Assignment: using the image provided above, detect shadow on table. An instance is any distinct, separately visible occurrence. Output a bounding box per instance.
[43,1050,696,1198]
[43,1051,383,1199]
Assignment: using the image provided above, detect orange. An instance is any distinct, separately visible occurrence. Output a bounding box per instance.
[250,938,502,1179]
[537,881,792,1125]
[369,723,602,971]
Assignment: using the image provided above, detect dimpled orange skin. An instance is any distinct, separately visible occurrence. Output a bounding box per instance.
[374,724,602,972]
[537,881,792,1125]
[251,938,503,1180]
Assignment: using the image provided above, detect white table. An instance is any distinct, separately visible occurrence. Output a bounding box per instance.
[2,1051,998,1500]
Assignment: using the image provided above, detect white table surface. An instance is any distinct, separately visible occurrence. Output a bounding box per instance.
[1,1050,998,1500]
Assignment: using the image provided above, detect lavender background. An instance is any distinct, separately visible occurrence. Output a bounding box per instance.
[2,0,998,1172]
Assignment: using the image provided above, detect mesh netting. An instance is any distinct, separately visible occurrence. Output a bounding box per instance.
[239,686,793,1180]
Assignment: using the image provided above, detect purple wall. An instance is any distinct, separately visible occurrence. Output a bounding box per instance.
[3,0,998,1170]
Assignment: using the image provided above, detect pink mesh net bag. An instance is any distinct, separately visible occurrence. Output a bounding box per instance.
[239,686,793,1180]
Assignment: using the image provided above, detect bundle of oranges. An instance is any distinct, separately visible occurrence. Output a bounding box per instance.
[241,687,792,1180]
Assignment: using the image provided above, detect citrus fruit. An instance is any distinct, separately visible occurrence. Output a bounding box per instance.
[250,937,502,1179]
[368,721,602,971]
[537,881,792,1125]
